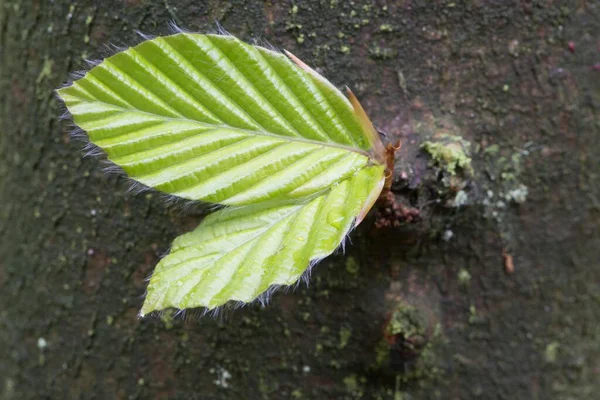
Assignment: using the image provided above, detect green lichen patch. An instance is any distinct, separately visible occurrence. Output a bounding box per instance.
[421,135,473,175]
[374,303,443,386]
[379,24,394,33]
[457,268,471,285]
[339,326,352,349]
[545,341,560,363]
[385,304,426,339]
[345,256,360,276]
[368,45,397,60]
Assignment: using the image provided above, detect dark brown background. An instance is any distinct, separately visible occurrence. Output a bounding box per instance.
[1,1,598,399]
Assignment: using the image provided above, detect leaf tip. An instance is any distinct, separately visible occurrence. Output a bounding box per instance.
[54,85,68,100]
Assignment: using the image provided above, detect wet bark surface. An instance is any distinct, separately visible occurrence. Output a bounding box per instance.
[1,1,598,399]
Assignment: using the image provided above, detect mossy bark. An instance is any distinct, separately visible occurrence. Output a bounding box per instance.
[1,1,598,399]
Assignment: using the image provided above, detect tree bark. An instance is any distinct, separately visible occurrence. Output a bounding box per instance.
[1,1,598,399]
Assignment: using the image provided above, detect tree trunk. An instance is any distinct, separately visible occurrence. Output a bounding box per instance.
[1,1,598,399]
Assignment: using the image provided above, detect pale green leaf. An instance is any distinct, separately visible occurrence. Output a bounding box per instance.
[57,32,387,313]
[140,165,384,314]
[57,33,381,206]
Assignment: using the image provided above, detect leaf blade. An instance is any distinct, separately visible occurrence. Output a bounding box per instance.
[57,32,388,313]
[140,165,384,314]
[58,33,381,206]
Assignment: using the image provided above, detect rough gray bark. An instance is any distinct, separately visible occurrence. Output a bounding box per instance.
[1,1,598,399]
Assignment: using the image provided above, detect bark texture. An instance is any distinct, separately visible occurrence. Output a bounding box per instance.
[1,1,598,399]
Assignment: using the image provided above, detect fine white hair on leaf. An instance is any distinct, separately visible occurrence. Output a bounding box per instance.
[68,126,87,141]
[143,270,154,283]
[149,310,162,320]
[255,286,279,307]
[68,70,87,81]
[158,193,220,218]
[135,30,156,42]
[174,200,197,214]
[140,304,170,320]
[253,37,280,53]
[161,193,182,207]
[101,161,126,176]
[202,306,223,320]
[84,58,102,68]
[269,284,284,299]
[340,218,359,254]
[82,143,105,159]
[56,101,100,160]
[181,309,192,323]
[191,308,206,322]
[161,193,200,213]
[301,257,326,287]
[256,293,269,308]
[59,110,72,121]
[213,20,231,36]
[239,300,253,309]
[157,244,173,260]
[103,42,129,57]
[339,235,348,254]
[173,308,186,319]
[180,200,213,216]
[155,309,166,320]
[125,179,152,196]
[137,291,149,319]
[167,20,190,35]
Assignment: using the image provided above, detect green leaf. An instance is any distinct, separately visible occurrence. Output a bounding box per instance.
[57,33,386,313]
[58,33,381,205]
[140,165,384,315]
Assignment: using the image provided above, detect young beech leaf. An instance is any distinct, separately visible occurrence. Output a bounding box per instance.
[57,32,386,315]
[141,166,383,314]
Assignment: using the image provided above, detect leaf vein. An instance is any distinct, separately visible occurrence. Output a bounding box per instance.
[157,38,267,131]
[204,35,304,139]
[128,47,223,124]
[99,60,183,117]
[251,47,332,143]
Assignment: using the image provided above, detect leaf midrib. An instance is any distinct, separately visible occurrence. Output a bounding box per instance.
[72,97,375,159]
